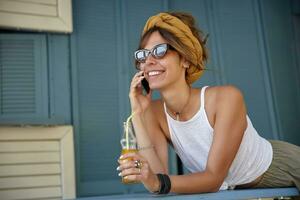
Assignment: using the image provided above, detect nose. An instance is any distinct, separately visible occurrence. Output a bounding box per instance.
[144,53,157,65]
[139,54,156,70]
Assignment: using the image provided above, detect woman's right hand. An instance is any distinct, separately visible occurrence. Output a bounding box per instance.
[118,152,160,193]
[129,71,152,115]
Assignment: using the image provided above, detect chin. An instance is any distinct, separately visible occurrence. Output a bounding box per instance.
[149,82,162,90]
[149,81,170,91]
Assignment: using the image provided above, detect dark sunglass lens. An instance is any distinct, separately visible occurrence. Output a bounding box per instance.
[153,44,167,58]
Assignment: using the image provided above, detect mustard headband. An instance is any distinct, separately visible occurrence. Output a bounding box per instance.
[143,12,205,84]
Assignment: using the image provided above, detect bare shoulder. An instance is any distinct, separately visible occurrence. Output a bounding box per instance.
[207,85,244,104]
[205,85,247,132]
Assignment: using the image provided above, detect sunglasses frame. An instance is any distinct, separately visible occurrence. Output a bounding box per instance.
[134,43,173,69]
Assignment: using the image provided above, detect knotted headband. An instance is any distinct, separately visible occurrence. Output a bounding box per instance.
[143,12,205,84]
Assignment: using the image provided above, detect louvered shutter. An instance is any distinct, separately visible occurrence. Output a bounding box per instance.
[0,34,48,124]
[0,126,76,199]
[0,0,72,33]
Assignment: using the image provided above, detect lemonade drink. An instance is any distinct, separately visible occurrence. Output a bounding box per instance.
[120,120,139,184]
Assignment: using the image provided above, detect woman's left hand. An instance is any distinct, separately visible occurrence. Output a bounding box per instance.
[117,152,159,193]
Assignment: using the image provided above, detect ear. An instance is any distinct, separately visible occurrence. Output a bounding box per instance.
[180,57,190,69]
[183,61,190,69]
[183,63,190,69]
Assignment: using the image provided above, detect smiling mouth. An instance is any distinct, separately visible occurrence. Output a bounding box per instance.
[147,70,164,77]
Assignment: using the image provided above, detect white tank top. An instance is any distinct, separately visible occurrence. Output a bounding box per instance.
[164,86,273,190]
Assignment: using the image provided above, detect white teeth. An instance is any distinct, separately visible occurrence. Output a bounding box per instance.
[148,71,162,76]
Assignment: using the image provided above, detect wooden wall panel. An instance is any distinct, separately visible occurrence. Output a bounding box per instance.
[0,126,75,200]
[0,0,72,32]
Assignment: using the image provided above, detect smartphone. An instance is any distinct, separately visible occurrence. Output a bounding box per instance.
[141,78,150,94]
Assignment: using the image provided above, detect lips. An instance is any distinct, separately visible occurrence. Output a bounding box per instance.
[147,70,164,77]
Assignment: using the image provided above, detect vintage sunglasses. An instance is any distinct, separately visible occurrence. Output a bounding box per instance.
[134,43,175,67]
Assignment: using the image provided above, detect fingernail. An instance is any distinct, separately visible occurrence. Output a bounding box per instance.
[116,166,120,171]
[121,159,127,164]
[118,172,122,177]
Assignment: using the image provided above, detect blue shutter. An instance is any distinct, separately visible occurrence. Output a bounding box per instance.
[0,34,70,125]
[47,34,71,124]
[72,0,166,196]
[259,0,300,145]
[72,0,132,196]
[0,34,48,124]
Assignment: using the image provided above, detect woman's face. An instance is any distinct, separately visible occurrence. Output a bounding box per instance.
[140,31,186,90]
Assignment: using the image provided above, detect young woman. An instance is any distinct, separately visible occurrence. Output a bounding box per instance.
[117,12,300,194]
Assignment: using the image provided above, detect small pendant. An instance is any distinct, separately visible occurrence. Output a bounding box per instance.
[176,112,180,121]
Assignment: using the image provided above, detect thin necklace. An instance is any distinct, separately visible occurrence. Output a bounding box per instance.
[166,87,191,121]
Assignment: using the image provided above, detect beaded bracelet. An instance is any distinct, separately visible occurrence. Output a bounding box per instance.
[138,144,154,151]
[155,174,171,194]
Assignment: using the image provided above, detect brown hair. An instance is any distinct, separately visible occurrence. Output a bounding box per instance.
[135,12,208,71]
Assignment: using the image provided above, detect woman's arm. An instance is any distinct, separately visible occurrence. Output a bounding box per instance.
[119,71,169,192]
[120,103,169,192]
[170,85,247,193]
[132,102,169,174]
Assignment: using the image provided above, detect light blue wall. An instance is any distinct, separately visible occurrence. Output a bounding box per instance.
[0,0,299,197]
[71,0,300,196]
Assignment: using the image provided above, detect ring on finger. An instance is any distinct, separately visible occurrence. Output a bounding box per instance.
[134,160,143,169]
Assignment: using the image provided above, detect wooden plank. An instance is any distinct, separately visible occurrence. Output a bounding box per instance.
[0,0,57,17]
[13,0,57,5]
[61,127,76,199]
[40,199,61,200]
[0,11,72,33]
[0,164,61,177]
[0,126,72,140]
[75,188,299,200]
[41,199,61,200]
[0,175,61,189]
[0,141,60,152]
[0,126,75,199]
[0,152,60,164]
[0,187,62,199]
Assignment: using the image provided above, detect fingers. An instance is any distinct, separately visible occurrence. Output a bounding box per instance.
[122,174,143,183]
[130,71,145,90]
[146,89,153,98]
[132,71,144,83]
[119,152,146,162]
[117,160,148,182]
[134,70,144,77]
[117,152,150,182]
[117,158,136,169]
[131,76,144,90]
[119,164,141,176]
